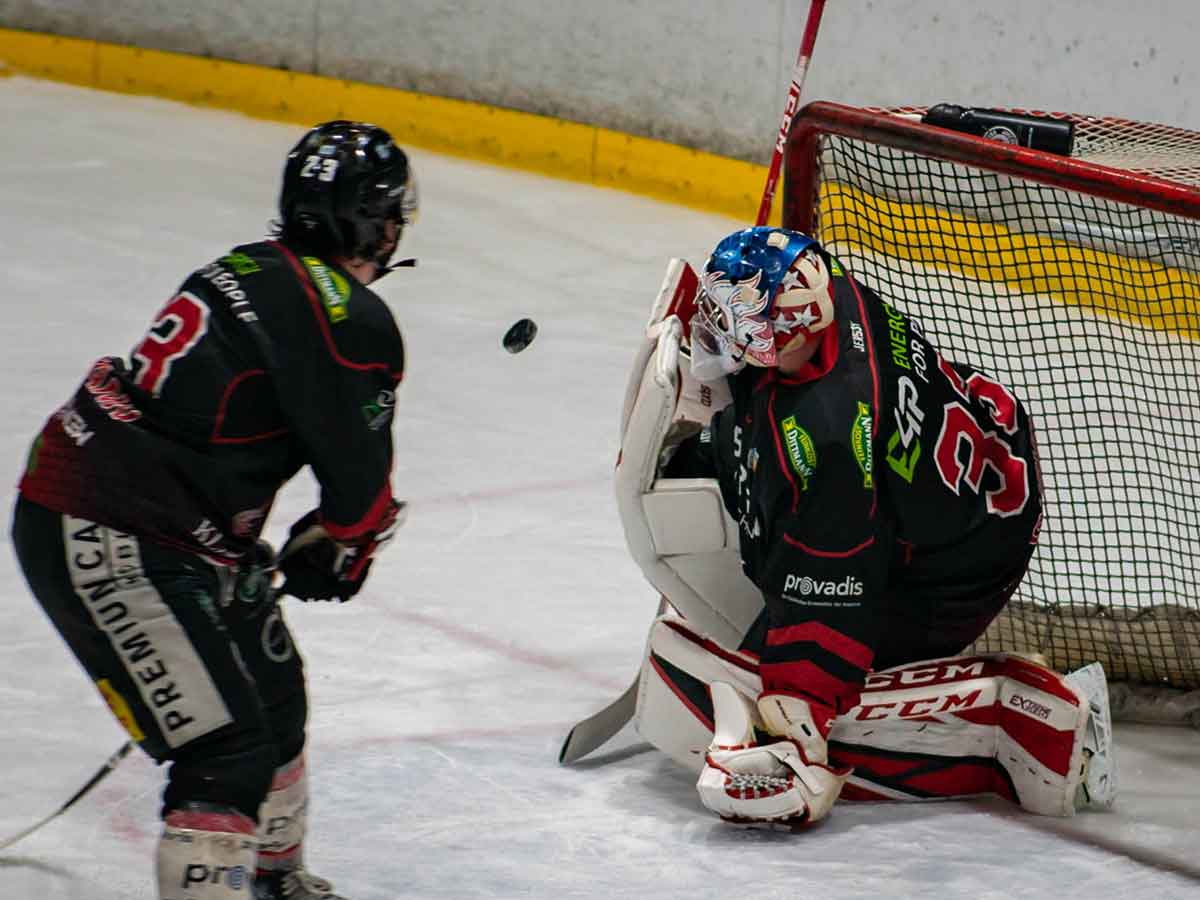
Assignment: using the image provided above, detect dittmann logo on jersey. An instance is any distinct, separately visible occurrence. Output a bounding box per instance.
[783,574,864,597]
[780,416,817,489]
[302,256,351,323]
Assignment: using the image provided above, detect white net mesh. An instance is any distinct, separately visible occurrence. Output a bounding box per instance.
[786,104,1200,711]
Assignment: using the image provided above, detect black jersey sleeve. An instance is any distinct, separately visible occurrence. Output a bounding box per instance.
[754,432,890,727]
[265,244,405,543]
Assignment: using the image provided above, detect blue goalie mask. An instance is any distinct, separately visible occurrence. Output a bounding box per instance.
[690,227,837,381]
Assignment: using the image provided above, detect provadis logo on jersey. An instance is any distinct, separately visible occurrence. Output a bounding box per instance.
[302,256,351,323]
[783,574,865,597]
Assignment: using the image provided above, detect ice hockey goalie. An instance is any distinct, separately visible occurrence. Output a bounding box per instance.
[614,229,1116,828]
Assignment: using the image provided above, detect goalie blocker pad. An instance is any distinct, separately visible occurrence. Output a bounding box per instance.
[636,615,1101,817]
[615,259,762,648]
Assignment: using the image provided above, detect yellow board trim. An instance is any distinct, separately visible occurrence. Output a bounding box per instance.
[0,27,770,222]
[821,182,1200,339]
[5,26,1195,337]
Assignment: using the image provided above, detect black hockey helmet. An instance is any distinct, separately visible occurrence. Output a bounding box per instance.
[279,120,418,268]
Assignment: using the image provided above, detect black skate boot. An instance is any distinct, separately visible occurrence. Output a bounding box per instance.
[254,869,349,900]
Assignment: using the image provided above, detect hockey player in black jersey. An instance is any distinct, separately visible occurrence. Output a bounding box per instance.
[612,227,1116,826]
[12,121,416,900]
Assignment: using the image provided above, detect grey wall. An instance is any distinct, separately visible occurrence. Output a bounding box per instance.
[2,0,1196,163]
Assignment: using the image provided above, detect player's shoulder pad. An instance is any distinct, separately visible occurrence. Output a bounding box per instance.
[293,251,405,377]
[173,242,296,329]
[213,241,293,282]
[183,241,285,294]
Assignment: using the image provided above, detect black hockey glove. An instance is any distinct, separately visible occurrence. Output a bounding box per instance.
[278,501,405,602]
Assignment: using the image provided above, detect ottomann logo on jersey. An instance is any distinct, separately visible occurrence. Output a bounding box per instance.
[780,416,817,489]
[302,256,351,323]
[783,573,864,598]
[851,401,873,489]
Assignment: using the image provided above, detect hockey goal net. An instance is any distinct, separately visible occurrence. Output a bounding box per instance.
[783,102,1200,721]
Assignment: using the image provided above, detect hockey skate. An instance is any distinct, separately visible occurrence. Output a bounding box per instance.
[255,869,348,900]
[1065,662,1118,810]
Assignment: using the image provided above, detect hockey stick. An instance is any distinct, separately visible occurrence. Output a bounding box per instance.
[0,740,134,852]
[558,677,640,765]
[559,596,668,765]
[754,0,828,226]
[0,550,287,852]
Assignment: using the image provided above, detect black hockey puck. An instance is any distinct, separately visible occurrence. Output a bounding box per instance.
[503,318,538,353]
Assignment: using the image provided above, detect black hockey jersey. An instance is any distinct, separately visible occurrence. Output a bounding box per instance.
[699,254,1042,725]
[19,240,404,563]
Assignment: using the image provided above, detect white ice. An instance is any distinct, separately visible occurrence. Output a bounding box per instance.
[0,78,1196,900]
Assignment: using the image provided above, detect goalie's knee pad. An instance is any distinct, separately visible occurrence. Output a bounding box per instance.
[634,615,762,774]
[157,803,257,900]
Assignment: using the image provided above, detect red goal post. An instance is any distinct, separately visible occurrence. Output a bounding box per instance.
[782,102,1200,718]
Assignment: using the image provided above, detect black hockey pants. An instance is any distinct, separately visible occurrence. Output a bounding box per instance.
[11,495,307,822]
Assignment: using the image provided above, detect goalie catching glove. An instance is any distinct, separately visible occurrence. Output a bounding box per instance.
[697,683,851,827]
[278,499,406,602]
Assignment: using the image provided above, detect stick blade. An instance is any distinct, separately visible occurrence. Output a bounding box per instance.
[558,678,640,765]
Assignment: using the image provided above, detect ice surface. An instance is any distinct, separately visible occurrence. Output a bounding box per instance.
[0,78,1196,900]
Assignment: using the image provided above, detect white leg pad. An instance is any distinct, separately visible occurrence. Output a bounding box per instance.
[635,617,1114,817]
[834,654,1098,816]
[256,754,309,874]
[157,808,256,900]
[1064,662,1118,809]
[634,615,761,774]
